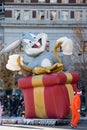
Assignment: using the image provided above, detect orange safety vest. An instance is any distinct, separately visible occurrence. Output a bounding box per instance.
[71,94,81,111]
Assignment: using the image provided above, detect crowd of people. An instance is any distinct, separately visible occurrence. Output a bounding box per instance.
[0,94,24,117]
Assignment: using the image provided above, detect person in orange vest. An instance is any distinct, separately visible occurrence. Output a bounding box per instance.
[70,89,82,128]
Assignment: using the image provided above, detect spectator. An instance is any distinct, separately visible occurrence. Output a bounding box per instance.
[0,94,24,117]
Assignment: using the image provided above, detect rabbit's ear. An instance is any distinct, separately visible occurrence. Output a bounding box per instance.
[0,40,21,54]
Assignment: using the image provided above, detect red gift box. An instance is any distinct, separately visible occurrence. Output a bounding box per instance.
[18,72,80,119]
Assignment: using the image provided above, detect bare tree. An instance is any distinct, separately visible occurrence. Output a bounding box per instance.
[0,54,16,89]
[0,44,24,92]
[72,24,87,110]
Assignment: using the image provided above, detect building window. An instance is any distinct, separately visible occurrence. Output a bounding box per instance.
[50,10,57,20]
[32,10,36,18]
[80,41,87,52]
[50,0,57,3]
[14,10,20,20]
[57,0,62,3]
[76,0,83,3]
[46,0,50,2]
[61,10,69,20]
[38,10,45,20]
[31,0,38,2]
[24,0,30,3]
[62,0,68,3]
[38,0,45,2]
[14,0,21,3]
[23,10,29,20]
[70,11,74,18]
[5,0,13,2]
[76,10,82,21]
[5,10,12,18]
[69,0,76,3]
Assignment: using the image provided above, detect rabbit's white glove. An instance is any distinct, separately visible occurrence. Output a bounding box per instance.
[6,54,22,71]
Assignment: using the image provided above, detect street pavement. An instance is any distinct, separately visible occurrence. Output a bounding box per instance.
[0,120,87,130]
[1,115,87,130]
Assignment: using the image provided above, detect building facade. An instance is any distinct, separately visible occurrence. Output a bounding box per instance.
[0,0,87,51]
[0,2,4,50]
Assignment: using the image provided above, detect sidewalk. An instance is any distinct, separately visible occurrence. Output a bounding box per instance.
[1,115,87,126]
